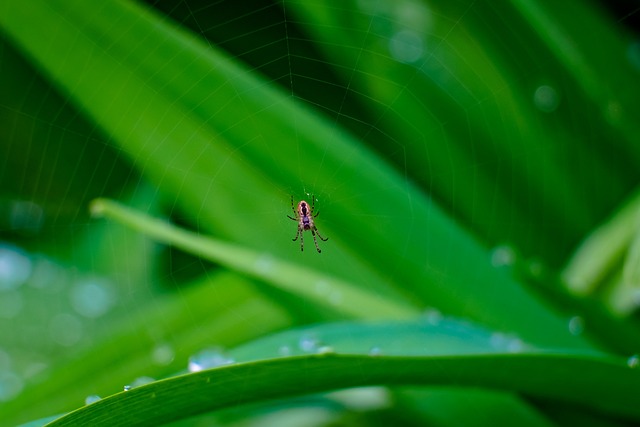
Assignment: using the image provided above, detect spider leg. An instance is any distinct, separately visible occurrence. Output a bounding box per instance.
[314,227,329,242]
[292,226,301,242]
[288,196,298,221]
[311,229,322,253]
[299,229,304,251]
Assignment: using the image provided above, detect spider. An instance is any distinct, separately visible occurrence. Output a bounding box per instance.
[287,195,328,253]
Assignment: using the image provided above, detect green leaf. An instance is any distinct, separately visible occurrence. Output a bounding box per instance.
[91,198,416,320]
[562,188,640,298]
[43,343,637,426]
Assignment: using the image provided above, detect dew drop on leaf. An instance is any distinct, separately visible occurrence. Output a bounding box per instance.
[85,395,101,405]
[568,316,584,336]
[152,343,175,366]
[299,334,320,353]
[490,245,516,268]
[188,348,234,372]
[278,345,292,357]
[422,307,442,325]
[317,345,334,355]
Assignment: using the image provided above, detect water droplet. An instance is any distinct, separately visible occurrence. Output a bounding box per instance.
[188,348,234,372]
[389,30,423,63]
[0,244,32,291]
[491,332,524,353]
[28,257,65,291]
[0,371,23,402]
[491,245,516,267]
[70,277,116,318]
[317,346,334,355]
[123,385,131,391]
[507,337,524,353]
[568,316,584,336]
[85,395,101,405]
[299,334,320,353]
[490,332,508,348]
[49,313,83,347]
[423,308,443,325]
[628,354,640,368]
[278,345,292,357]
[131,376,154,388]
[533,85,560,113]
[152,343,175,366]
[369,346,383,357]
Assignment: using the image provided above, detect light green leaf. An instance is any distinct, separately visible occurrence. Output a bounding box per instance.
[91,198,416,320]
[40,319,637,426]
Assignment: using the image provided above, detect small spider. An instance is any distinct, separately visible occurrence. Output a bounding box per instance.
[287,195,328,253]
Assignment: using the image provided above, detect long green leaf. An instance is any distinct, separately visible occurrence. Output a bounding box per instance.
[91,198,416,320]
[44,353,640,426]
[36,319,633,426]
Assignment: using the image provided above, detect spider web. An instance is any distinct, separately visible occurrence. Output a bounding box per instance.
[0,0,639,418]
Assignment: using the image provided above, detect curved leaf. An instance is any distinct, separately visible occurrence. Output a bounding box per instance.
[91,198,416,319]
[46,353,640,426]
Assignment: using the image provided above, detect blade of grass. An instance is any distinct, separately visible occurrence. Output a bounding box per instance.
[90,198,416,320]
[20,318,614,425]
[562,188,640,296]
[226,319,561,427]
[43,353,640,426]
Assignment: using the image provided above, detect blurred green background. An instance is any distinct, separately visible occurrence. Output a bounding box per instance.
[1,0,640,425]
